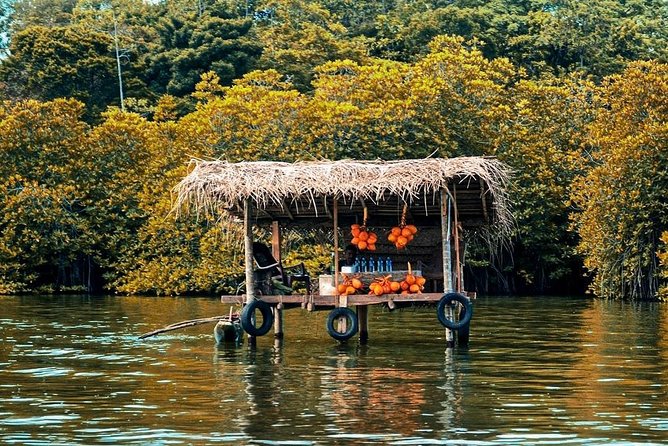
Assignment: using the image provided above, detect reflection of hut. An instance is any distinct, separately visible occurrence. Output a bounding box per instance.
[175,157,511,346]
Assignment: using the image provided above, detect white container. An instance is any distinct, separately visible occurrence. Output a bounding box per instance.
[318,275,336,296]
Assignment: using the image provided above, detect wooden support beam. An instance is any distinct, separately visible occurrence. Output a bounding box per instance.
[452,184,462,293]
[271,221,282,263]
[244,199,255,305]
[243,198,257,347]
[357,305,369,344]
[273,302,284,339]
[333,198,340,302]
[479,178,490,223]
[282,199,294,220]
[323,196,332,220]
[441,188,453,293]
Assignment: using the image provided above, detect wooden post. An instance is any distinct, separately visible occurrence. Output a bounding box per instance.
[440,188,454,348]
[244,198,256,346]
[441,189,453,293]
[333,198,340,296]
[271,220,281,263]
[270,221,284,339]
[274,302,284,339]
[244,198,255,304]
[357,305,369,344]
[452,184,462,293]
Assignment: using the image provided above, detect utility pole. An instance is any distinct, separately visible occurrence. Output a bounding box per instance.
[112,10,125,112]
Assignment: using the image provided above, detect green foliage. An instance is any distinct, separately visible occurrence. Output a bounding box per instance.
[0,25,118,119]
[571,61,668,300]
[0,0,666,299]
[658,232,668,300]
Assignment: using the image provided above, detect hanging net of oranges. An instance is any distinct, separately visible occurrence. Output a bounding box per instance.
[388,203,418,249]
[350,207,377,251]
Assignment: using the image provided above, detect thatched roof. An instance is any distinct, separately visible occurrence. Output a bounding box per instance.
[174,157,512,231]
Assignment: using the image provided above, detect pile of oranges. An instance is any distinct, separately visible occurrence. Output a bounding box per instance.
[337,275,364,296]
[399,268,427,294]
[351,224,377,251]
[388,224,418,250]
[368,275,401,296]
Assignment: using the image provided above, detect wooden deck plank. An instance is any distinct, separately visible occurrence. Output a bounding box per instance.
[220,292,445,306]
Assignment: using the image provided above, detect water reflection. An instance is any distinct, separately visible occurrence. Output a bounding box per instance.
[0,295,667,445]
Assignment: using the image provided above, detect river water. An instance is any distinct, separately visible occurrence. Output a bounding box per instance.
[1,295,667,445]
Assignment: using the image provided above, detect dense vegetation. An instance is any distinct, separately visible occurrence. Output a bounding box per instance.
[0,0,666,299]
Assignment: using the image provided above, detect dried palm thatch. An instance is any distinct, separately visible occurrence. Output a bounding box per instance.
[174,157,512,232]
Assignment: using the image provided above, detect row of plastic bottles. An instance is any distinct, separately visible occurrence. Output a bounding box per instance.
[355,256,393,273]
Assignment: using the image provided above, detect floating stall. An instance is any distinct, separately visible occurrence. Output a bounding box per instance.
[174,157,511,346]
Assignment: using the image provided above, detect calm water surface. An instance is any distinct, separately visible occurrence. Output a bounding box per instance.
[1,295,667,445]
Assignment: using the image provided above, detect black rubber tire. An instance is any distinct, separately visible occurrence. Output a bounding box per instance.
[436,293,473,330]
[326,307,359,342]
[240,300,274,337]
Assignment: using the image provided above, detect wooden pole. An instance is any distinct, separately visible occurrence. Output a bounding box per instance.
[244,198,255,305]
[244,198,256,347]
[270,221,284,339]
[274,302,284,339]
[441,188,453,293]
[271,220,281,263]
[357,305,368,344]
[440,188,454,348]
[333,197,340,295]
[452,184,462,293]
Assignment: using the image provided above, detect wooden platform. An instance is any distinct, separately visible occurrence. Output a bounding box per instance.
[220,292,449,308]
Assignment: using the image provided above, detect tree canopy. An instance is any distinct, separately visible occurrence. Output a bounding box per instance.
[0,0,666,299]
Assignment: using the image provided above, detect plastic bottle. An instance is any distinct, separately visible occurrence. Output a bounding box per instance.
[368,255,375,272]
[360,256,367,273]
[377,257,384,272]
[386,256,393,272]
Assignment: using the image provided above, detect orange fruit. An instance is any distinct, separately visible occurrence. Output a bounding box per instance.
[368,233,378,244]
[391,227,402,237]
[409,284,420,293]
[351,224,360,230]
[351,237,360,245]
[358,231,369,241]
[416,277,426,287]
[367,243,376,251]
[396,236,408,247]
[337,284,347,294]
[401,227,412,238]
[374,287,384,296]
[352,278,363,289]
[400,281,409,291]
[357,240,368,250]
[346,286,356,295]
[351,227,361,237]
[388,233,398,243]
[406,224,418,235]
[401,290,409,295]
[405,274,416,285]
[390,281,401,292]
